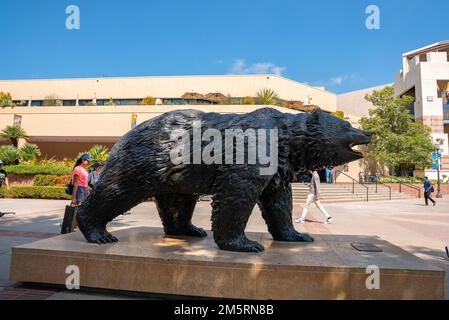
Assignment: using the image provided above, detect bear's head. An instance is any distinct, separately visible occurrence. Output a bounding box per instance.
[289,109,371,171]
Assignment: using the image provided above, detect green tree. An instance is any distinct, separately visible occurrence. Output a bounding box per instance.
[360,86,435,176]
[0,125,28,147]
[20,143,41,162]
[256,89,279,105]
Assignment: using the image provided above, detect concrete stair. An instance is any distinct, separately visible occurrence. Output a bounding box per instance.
[292,183,411,203]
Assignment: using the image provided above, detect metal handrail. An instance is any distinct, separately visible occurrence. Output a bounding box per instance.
[374,179,392,200]
[399,183,421,198]
[334,170,370,202]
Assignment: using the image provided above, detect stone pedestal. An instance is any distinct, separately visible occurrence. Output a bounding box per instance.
[10,227,445,299]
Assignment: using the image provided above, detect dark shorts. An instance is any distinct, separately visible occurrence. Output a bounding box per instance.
[76,187,88,203]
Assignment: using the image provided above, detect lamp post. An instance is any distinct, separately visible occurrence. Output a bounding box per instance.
[434,143,443,198]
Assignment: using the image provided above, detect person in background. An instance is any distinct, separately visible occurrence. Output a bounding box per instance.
[71,153,92,206]
[423,176,436,206]
[0,160,10,192]
[325,166,334,184]
[88,162,103,192]
[0,160,14,218]
[296,170,333,224]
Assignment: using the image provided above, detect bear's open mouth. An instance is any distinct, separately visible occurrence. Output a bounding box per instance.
[347,143,365,156]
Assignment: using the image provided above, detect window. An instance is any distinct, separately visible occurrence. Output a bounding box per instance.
[31,101,43,106]
[63,100,77,106]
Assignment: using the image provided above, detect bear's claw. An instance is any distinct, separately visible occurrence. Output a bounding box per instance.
[218,235,265,253]
[84,228,119,245]
[274,230,314,242]
[187,225,208,237]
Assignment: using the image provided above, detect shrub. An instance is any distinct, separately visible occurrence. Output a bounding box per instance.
[33,174,71,186]
[140,96,156,105]
[0,186,71,200]
[43,95,63,106]
[0,92,14,108]
[331,111,345,119]
[105,98,114,106]
[20,143,41,162]
[5,164,72,175]
[256,89,279,105]
[0,146,21,165]
[243,96,255,105]
[379,176,424,184]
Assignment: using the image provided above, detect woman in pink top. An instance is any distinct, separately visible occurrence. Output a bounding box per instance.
[71,153,92,205]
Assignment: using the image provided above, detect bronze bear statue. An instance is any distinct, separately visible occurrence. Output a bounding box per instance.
[76,108,371,252]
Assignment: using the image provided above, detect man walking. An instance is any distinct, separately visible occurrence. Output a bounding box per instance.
[423,176,436,206]
[296,170,333,224]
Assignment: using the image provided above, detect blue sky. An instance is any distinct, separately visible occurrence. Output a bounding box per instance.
[0,0,447,93]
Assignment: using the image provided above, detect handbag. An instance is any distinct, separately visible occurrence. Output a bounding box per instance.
[429,185,435,193]
[61,205,77,234]
[65,179,74,195]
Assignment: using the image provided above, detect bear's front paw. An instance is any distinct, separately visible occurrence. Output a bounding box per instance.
[273,229,314,242]
[84,227,119,245]
[217,235,265,253]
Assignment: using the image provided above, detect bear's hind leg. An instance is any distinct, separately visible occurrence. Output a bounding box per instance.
[155,194,207,237]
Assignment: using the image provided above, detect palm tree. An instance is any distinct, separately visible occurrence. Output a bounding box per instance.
[20,143,41,161]
[256,89,279,105]
[0,125,28,147]
[77,145,110,164]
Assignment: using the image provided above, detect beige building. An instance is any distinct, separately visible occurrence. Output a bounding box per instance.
[337,84,392,118]
[0,74,337,110]
[394,41,449,179]
[0,74,337,158]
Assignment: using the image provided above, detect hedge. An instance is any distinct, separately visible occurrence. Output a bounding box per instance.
[379,176,424,184]
[5,164,72,175]
[0,186,71,200]
[33,174,71,187]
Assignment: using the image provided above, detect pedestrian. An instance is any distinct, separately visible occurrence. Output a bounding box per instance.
[296,170,334,224]
[0,160,15,218]
[88,162,103,192]
[71,153,92,205]
[0,160,10,192]
[423,176,436,206]
[325,166,333,184]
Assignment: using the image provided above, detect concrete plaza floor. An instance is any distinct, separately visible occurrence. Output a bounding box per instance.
[0,197,448,299]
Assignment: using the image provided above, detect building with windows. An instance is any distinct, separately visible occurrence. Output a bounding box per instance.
[394,41,449,179]
[0,74,337,158]
[338,41,449,180]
